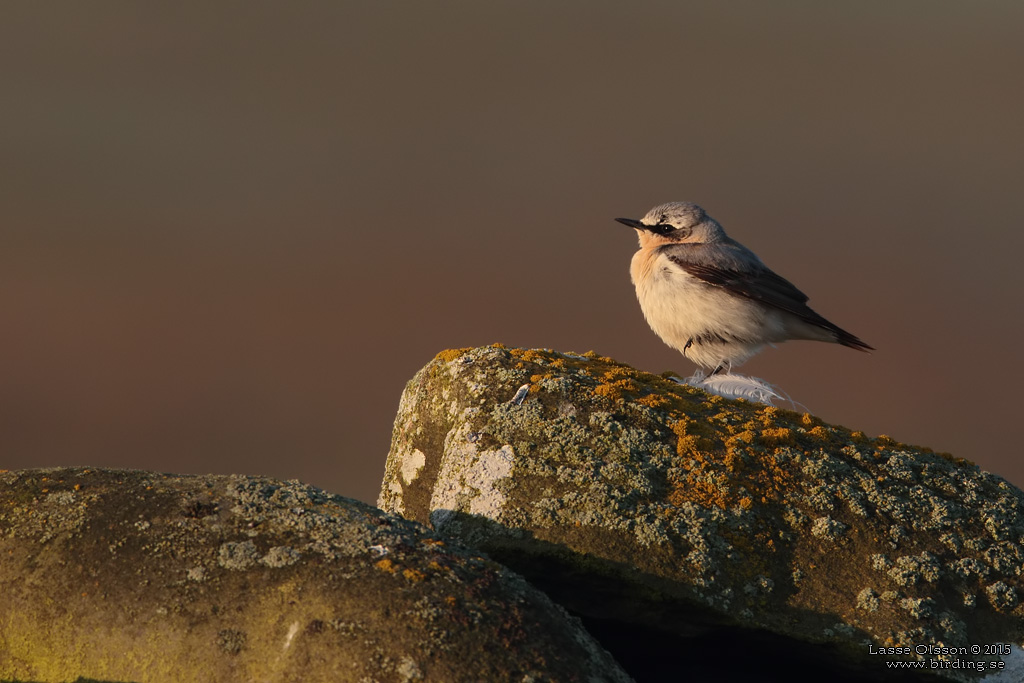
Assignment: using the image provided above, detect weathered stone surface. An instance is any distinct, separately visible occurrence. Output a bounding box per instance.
[380,345,1024,681]
[0,467,630,683]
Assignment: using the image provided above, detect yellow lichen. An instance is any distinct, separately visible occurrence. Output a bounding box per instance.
[759,427,794,447]
[732,428,757,444]
[508,347,554,365]
[635,394,671,408]
[375,558,398,574]
[402,568,426,582]
[807,425,831,440]
[433,348,472,363]
[667,407,804,512]
[670,417,718,456]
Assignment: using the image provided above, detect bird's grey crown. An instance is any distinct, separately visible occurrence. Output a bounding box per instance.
[641,201,706,228]
[639,201,727,243]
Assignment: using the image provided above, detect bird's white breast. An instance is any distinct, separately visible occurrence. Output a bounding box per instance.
[630,247,786,368]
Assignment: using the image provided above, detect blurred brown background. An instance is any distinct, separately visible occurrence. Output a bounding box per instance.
[2,2,1022,503]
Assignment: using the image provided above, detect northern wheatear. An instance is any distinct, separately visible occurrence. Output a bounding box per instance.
[616,202,872,377]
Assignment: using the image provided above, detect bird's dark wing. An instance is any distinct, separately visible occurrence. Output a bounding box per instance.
[666,248,874,351]
[671,258,811,312]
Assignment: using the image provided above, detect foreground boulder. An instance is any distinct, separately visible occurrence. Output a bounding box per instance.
[0,467,629,683]
[380,345,1024,681]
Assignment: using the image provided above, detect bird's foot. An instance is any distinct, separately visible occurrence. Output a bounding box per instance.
[706,362,731,378]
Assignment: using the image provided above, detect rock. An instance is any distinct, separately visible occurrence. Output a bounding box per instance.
[380,345,1024,682]
[0,467,630,683]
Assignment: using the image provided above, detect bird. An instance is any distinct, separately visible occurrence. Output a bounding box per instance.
[615,201,872,377]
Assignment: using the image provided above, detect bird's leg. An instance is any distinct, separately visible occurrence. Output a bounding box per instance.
[707,360,731,377]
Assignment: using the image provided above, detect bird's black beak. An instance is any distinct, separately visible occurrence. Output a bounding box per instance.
[615,217,646,230]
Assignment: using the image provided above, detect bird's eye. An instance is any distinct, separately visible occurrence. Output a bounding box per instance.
[654,223,674,235]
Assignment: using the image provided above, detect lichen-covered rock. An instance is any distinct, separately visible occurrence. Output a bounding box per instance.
[0,467,630,683]
[380,345,1024,681]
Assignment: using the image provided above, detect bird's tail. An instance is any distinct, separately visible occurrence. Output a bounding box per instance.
[794,310,874,352]
[831,325,874,352]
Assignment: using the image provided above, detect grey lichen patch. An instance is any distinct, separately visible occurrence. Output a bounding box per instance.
[887,552,941,587]
[986,581,1019,610]
[856,588,880,612]
[218,540,260,570]
[261,545,301,568]
[401,449,427,486]
[216,628,247,655]
[810,515,846,542]
[429,421,515,531]
[396,655,424,682]
[0,477,93,543]
[900,597,935,620]
[380,345,1024,673]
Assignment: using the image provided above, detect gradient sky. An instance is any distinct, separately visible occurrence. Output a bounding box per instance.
[2,2,1023,503]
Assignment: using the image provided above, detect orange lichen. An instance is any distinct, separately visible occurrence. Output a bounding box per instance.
[726,430,755,448]
[402,568,426,582]
[509,348,552,365]
[757,406,781,424]
[587,365,653,403]
[759,427,794,447]
[670,417,718,457]
[635,394,671,408]
[807,425,831,440]
[375,558,398,574]
[434,348,472,363]
[592,384,620,400]
[668,407,804,512]
[528,372,557,393]
[669,469,730,510]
